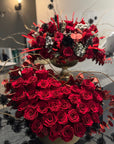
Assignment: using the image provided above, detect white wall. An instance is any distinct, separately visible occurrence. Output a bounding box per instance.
[35,0,114,50]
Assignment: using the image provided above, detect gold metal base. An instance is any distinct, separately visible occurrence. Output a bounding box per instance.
[51,58,78,80]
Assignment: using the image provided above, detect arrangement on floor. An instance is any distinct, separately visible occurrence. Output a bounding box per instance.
[0,12,113,144]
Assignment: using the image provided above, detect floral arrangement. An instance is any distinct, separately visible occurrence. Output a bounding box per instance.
[2,62,114,142]
[1,13,114,143]
[22,14,105,65]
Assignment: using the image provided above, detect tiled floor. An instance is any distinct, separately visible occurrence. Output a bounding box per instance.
[0,58,114,144]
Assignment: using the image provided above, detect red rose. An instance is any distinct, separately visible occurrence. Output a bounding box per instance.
[92,113,100,123]
[82,113,93,126]
[43,112,57,127]
[25,76,37,88]
[49,99,61,112]
[63,47,73,57]
[12,90,26,102]
[26,89,38,100]
[88,101,100,113]
[31,119,43,133]
[48,22,57,33]
[18,101,29,111]
[24,106,38,120]
[54,32,64,42]
[81,90,93,100]
[61,86,71,95]
[37,79,49,88]
[61,125,74,142]
[81,79,95,90]
[48,77,61,88]
[38,90,52,100]
[70,85,79,93]
[12,77,24,89]
[37,101,48,114]
[21,67,34,79]
[35,69,48,80]
[36,36,45,47]
[51,89,63,98]
[49,124,62,141]
[57,110,68,125]
[68,109,80,123]
[74,123,86,137]
[61,99,71,110]
[94,91,103,102]
[68,94,81,104]
[77,102,89,114]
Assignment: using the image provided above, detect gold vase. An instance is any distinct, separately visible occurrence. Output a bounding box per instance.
[50,58,78,80]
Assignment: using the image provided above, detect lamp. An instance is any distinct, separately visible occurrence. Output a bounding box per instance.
[15,0,22,10]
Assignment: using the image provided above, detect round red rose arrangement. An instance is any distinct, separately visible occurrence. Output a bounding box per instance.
[3,64,111,142]
[22,14,106,65]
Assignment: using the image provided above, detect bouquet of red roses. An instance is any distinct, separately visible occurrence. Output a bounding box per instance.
[22,14,105,65]
[2,63,113,142]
